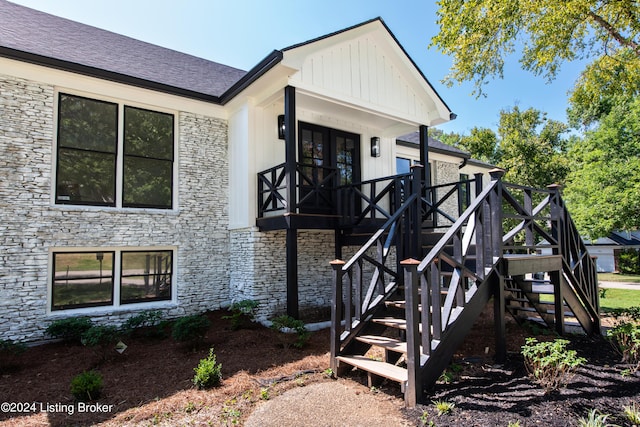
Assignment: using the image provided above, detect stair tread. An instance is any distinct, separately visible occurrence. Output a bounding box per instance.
[336,355,408,383]
[372,317,409,330]
[509,306,574,316]
[357,335,408,354]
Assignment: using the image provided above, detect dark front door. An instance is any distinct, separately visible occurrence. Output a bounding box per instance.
[298,122,360,214]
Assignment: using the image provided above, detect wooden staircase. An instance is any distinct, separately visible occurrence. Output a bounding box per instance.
[330,169,600,407]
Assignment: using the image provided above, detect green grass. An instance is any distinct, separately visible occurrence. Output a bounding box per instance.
[599,288,640,312]
[599,273,640,283]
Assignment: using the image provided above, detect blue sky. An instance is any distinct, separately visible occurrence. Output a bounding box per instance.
[11,0,587,135]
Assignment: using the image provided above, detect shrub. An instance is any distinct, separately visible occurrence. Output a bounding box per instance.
[222,300,259,330]
[70,370,103,401]
[45,317,93,343]
[121,310,166,338]
[521,337,586,393]
[0,339,27,371]
[607,321,640,372]
[618,248,640,275]
[193,347,223,389]
[270,315,310,349]
[172,314,211,348]
[81,325,120,361]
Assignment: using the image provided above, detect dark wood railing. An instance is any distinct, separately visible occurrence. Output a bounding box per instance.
[332,169,600,405]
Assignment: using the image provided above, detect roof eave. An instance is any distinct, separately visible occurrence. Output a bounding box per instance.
[0,46,222,104]
[220,50,284,104]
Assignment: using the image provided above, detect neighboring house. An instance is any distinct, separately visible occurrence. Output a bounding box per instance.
[0,0,492,342]
[585,231,640,273]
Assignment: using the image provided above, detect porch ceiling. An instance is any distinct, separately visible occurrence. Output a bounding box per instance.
[294,90,419,137]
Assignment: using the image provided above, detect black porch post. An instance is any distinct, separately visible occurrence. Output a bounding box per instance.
[418,125,431,187]
[284,86,299,318]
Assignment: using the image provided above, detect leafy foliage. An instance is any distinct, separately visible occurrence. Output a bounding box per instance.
[564,98,640,238]
[618,249,640,275]
[431,0,640,98]
[497,106,569,188]
[577,408,616,427]
[121,310,167,338]
[46,317,94,344]
[606,321,640,372]
[432,399,455,416]
[193,347,223,389]
[81,325,121,361]
[270,315,310,349]
[222,300,259,330]
[70,370,103,401]
[521,337,586,393]
[172,314,211,348]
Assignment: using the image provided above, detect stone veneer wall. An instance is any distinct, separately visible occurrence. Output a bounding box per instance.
[0,74,230,342]
[230,228,337,320]
[229,227,398,321]
[433,160,462,227]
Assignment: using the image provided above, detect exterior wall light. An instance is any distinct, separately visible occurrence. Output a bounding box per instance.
[278,115,286,140]
[370,136,381,157]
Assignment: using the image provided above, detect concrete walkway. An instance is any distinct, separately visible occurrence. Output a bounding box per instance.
[599,281,640,290]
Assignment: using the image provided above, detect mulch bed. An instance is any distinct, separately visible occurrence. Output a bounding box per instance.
[0,308,638,426]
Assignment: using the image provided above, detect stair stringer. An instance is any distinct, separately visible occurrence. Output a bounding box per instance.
[413,269,498,400]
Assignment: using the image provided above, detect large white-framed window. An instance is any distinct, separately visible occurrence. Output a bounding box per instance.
[50,248,175,312]
[55,92,175,209]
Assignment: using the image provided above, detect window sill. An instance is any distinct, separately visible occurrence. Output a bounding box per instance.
[47,301,178,318]
[50,203,180,215]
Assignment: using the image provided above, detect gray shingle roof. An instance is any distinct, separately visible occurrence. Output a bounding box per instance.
[0,0,246,99]
[396,132,470,158]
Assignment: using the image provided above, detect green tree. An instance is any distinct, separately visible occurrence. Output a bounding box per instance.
[457,127,499,164]
[564,98,640,239]
[497,106,570,188]
[432,0,640,98]
[567,49,640,127]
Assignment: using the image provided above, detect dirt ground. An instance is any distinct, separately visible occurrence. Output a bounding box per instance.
[0,308,638,426]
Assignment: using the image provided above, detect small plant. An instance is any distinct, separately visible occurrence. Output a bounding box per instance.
[508,421,521,427]
[46,317,93,343]
[607,321,640,372]
[81,325,120,361]
[577,408,617,427]
[221,399,241,425]
[172,314,211,349]
[419,410,436,426]
[270,315,310,349]
[432,399,455,416]
[222,299,259,330]
[121,310,166,338]
[521,337,586,393]
[438,370,454,384]
[323,367,334,378]
[599,287,608,299]
[260,387,270,400]
[70,370,103,401]
[184,401,196,413]
[193,347,223,389]
[624,402,640,424]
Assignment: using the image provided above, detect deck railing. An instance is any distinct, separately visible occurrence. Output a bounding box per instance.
[332,169,600,404]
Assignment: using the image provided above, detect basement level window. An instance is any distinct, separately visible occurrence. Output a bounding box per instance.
[51,250,173,311]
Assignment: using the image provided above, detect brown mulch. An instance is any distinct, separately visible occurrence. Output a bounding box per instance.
[0,308,638,426]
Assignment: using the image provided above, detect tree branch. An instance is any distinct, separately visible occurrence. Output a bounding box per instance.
[588,10,640,56]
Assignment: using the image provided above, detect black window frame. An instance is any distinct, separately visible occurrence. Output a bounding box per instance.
[55,93,175,210]
[51,248,174,312]
[120,250,173,305]
[51,251,116,311]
